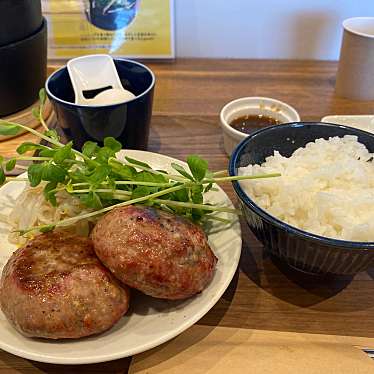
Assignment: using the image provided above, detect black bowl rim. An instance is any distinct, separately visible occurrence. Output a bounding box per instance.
[0,17,46,51]
[45,58,155,109]
[229,121,374,249]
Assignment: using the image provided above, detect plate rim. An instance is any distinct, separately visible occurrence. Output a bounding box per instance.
[0,149,242,365]
[321,114,374,123]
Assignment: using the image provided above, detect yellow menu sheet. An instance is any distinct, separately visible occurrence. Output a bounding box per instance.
[42,0,174,59]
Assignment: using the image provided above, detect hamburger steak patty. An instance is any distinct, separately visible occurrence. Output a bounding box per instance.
[91,205,217,300]
[0,232,130,339]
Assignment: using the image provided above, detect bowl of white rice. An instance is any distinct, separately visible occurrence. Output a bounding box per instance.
[229,122,374,275]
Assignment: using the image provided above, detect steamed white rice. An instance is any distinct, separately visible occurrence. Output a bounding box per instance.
[239,135,374,241]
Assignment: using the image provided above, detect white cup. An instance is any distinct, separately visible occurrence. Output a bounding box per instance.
[336,17,374,101]
[219,97,300,156]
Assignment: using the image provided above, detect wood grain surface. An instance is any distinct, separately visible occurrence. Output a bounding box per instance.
[0,99,53,142]
[1,59,374,373]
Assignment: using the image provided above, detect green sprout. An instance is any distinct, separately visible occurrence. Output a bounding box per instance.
[0,89,280,236]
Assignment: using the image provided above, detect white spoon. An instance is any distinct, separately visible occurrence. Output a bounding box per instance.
[67,54,135,106]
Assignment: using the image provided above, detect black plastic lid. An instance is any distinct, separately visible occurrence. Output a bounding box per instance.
[0,0,42,47]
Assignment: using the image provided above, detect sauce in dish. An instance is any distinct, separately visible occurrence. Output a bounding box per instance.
[230,114,280,134]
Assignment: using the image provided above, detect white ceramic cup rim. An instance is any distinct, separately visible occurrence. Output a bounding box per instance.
[343,17,374,39]
[220,96,300,139]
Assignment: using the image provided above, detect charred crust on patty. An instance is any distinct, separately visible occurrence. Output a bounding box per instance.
[0,232,130,339]
[91,205,217,300]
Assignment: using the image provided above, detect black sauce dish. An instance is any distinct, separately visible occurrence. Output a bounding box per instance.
[229,122,374,275]
[46,59,155,151]
[0,17,47,116]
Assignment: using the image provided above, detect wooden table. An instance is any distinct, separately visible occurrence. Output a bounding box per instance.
[1,59,374,373]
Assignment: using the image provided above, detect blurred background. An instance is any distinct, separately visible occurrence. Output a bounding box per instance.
[42,0,374,60]
[175,0,374,60]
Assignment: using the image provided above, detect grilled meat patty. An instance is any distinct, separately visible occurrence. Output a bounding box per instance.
[91,205,217,300]
[0,232,130,339]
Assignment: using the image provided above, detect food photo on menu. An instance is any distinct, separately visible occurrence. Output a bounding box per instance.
[0,0,374,373]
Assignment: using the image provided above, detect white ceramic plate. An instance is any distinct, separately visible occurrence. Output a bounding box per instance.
[321,115,374,134]
[0,150,242,365]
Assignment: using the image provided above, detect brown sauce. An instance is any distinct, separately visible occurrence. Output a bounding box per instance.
[230,114,280,134]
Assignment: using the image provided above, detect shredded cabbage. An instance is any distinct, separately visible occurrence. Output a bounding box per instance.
[8,184,98,245]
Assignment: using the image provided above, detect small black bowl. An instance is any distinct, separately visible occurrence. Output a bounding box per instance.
[0,17,47,116]
[229,122,374,275]
[46,59,155,151]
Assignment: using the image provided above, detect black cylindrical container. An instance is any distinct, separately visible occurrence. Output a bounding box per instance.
[0,18,47,116]
[0,0,43,46]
